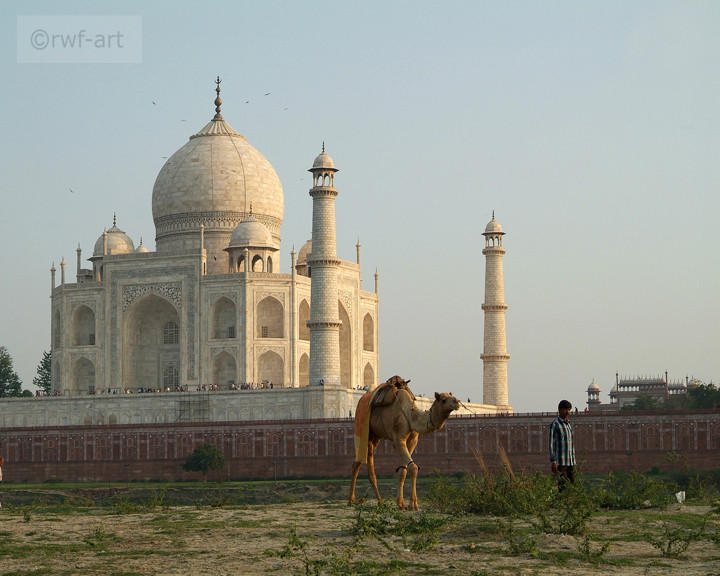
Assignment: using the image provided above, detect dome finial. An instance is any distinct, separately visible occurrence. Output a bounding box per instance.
[322,141,325,154]
[113,212,117,227]
[214,76,223,119]
[492,210,495,220]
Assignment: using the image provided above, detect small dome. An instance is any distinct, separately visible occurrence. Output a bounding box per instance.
[588,381,600,392]
[484,216,503,234]
[135,239,149,253]
[228,215,273,249]
[92,221,135,257]
[297,238,312,264]
[312,150,335,169]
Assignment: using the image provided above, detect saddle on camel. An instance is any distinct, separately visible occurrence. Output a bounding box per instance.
[349,375,460,510]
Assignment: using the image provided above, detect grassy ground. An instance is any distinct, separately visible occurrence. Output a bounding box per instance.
[0,475,719,575]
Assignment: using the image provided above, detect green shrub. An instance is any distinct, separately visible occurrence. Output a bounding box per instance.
[594,471,671,509]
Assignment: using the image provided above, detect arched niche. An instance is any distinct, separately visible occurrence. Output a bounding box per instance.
[363,313,374,351]
[211,297,237,340]
[71,305,96,346]
[71,356,95,395]
[257,296,283,338]
[258,350,283,387]
[299,353,309,387]
[123,293,180,391]
[363,363,374,389]
[299,300,310,341]
[212,351,237,389]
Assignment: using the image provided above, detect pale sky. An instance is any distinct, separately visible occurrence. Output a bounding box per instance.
[1,0,718,413]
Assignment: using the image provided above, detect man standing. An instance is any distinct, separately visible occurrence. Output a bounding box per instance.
[549,400,575,490]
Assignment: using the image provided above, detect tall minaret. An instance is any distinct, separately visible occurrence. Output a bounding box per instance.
[307,145,342,388]
[481,212,510,408]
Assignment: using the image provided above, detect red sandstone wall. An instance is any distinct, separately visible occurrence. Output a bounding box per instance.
[1,411,719,483]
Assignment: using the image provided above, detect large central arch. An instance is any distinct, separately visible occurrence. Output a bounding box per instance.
[123,294,180,391]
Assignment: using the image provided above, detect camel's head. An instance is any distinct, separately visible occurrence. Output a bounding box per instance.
[433,392,461,419]
[386,375,411,388]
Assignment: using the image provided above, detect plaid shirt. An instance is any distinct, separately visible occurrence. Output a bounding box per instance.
[549,416,576,466]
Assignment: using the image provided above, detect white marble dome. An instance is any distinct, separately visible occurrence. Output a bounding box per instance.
[312,150,335,169]
[484,215,503,234]
[93,222,135,257]
[297,238,312,264]
[229,215,274,248]
[152,113,284,252]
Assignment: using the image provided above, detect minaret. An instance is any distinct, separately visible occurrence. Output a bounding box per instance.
[481,212,510,408]
[307,145,342,388]
[76,244,82,282]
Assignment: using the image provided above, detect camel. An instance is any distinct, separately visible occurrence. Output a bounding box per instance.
[348,376,460,510]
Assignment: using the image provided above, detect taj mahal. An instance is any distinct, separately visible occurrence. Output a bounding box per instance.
[0,79,510,428]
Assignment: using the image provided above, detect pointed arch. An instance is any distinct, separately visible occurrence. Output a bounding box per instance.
[298,299,310,341]
[53,309,62,349]
[212,351,237,389]
[299,353,309,387]
[363,313,374,351]
[257,296,284,338]
[338,301,351,389]
[363,363,374,389]
[641,425,661,451]
[123,293,180,391]
[258,350,284,387]
[252,255,264,272]
[211,297,237,339]
[71,357,95,395]
[71,305,95,346]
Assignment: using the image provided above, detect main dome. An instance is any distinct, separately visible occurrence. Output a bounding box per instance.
[151,84,283,257]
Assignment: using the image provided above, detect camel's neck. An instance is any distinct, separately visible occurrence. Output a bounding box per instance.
[411,404,449,434]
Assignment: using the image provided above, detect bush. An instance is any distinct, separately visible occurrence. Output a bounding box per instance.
[594,471,671,509]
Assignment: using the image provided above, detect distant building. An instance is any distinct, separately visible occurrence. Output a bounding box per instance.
[587,372,698,411]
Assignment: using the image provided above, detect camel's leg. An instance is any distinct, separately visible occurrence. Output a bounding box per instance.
[397,465,408,509]
[393,439,414,509]
[408,462,419,510]
[407,435,420,510]
[348,460,363,506]
[367,442,383,503]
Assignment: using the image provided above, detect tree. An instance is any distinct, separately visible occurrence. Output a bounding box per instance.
[686,382,720,409]
[620,393,662,411]
[0,346,23,398]
[33,350,52,394]
[181,443,226,482]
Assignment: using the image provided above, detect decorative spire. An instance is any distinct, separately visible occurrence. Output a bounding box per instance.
[492,210,495,220]
[321,141,325,154]
[214,76,223,119]
[113,213,117,227]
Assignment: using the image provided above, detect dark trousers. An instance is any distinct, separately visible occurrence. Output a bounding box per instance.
[557,465,575,491]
